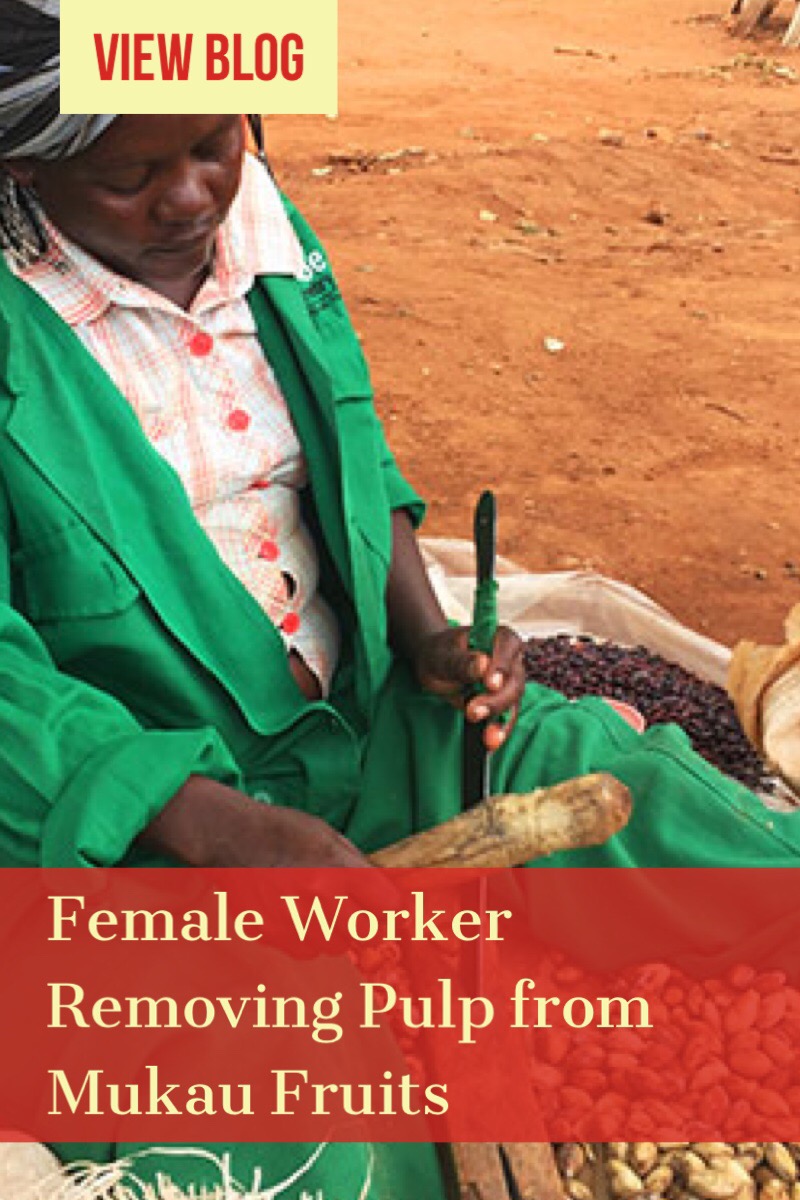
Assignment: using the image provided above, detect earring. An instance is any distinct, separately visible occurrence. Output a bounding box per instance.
[0,173,47,268]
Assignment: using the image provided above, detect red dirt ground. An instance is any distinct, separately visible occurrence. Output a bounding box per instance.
[271,0,800,650]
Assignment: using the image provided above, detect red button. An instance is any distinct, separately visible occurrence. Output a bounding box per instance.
[258,539,279,563]
[281,613,300,636]
[189,331,214,357]
[227,409,251,432]
[252,479,271,490]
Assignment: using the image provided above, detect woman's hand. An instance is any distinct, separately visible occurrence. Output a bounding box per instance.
[384,510,527,750]
[138,778,371,869]
[414,624,527,750]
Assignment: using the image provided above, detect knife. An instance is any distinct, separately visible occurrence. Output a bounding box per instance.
[461,491,498,1048]
[462,490,498,809]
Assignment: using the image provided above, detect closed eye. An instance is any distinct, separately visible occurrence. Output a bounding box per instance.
[194,118,242,163]
[100,168,152,196]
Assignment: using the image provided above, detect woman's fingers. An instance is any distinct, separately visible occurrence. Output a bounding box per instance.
[416,627,527,747]
[465,627,527,746]
[483,709,514,751]
[416,629,488,696]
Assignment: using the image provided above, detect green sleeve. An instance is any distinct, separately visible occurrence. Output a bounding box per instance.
[279,191,426,528]
[0,492,242,869]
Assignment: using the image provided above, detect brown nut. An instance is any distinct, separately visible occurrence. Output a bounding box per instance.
[610,1160,647,1198]
[692,1147,736,1163]
[568,1181,595,1200]
[683,1163,743,1200]
[765,1146,798,1185]
[644,1166,676,1196]
[631,1146,660,1175]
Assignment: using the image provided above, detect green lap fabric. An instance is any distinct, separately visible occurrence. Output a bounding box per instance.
[351,668,800,869]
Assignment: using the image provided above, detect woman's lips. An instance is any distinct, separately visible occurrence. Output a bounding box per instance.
[149,226,217,253]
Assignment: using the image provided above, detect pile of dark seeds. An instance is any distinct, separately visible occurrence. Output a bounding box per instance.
[523,634,779,794]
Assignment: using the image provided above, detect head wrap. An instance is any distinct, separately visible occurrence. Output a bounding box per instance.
[0,0,117,264]
[0,0,116,160]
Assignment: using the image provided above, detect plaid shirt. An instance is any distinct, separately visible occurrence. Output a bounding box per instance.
[11,154,339,692]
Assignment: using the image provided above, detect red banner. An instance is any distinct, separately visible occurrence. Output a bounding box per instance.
[1,868,800,1142]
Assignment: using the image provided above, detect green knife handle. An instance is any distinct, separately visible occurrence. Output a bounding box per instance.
[468,577,499,657]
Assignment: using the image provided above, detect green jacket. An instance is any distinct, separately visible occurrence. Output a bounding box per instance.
[0,198,422,868]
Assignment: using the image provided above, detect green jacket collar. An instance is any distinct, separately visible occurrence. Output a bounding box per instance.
[0,255,370,730]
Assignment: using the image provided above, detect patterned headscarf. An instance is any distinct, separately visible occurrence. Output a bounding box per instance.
[0,0,117,262]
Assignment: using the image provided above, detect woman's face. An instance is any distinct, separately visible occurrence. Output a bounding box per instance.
[11,114,245,301]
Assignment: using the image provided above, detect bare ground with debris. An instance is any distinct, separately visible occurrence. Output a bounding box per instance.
[272,0,800,648]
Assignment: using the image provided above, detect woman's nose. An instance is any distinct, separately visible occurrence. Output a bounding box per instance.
[153,162,214,224]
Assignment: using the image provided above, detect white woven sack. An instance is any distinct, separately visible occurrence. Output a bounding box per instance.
[420,538,730,684]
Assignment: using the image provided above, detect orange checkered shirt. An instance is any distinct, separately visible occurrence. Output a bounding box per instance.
[11,154,339,692]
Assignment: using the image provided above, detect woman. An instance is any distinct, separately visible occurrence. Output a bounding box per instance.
[2,1,800,1194]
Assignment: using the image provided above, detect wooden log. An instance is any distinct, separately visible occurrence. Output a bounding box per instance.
[500,1143,566,1200]
[369,773,631,869]
[448,1143,513,1200]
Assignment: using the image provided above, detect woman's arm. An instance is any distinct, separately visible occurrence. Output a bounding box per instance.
[385,508,452,660]
[138,777,371,868]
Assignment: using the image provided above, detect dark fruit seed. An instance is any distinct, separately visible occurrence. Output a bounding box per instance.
[523,635,779,793]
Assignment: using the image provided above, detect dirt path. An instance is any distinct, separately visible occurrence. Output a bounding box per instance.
[271,0,800,648]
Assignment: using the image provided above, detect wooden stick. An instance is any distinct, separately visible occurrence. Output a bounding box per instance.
[500,1144,566,1200]
[369,773,631,869]
[441,1142,566,1200]
[448,1143,512,1200]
